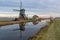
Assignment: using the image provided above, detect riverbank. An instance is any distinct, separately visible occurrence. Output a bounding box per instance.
[28,19,60,40]
[0,20,33,26]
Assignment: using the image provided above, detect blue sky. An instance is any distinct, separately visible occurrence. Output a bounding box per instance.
[0,0,60,17]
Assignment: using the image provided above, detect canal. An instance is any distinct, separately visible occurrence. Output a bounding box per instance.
[0,20,48,40]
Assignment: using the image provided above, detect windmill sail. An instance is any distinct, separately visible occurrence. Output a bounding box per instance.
[13,0,26,20]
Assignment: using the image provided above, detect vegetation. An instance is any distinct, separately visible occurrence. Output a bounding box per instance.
[28,19,60,40]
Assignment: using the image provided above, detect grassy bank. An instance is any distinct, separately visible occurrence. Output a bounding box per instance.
[0,20,33,26]
[28,19,60,40]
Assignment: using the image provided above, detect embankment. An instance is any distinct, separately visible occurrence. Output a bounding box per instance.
[28,21,54,40]
[0,20,26,26]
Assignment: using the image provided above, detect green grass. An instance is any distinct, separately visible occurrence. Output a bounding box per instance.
[54,19,60,40]
[29,19,60,40]
[37,19,60,40]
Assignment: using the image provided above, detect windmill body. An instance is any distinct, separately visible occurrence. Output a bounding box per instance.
[14,0,26,21]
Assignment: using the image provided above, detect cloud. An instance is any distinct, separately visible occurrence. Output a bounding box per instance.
[0,0,60,17]
[0,12,19,18]
[0,0,20,7]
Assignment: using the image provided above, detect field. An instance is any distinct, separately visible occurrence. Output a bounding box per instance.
[28,19,60,40]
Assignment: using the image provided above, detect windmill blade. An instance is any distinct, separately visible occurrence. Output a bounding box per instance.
[20,0,22,9]
[13,9,20,11]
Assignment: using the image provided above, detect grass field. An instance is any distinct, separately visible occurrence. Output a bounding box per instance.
[28,19,60,40]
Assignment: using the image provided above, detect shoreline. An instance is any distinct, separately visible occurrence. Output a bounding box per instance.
[0,20,27,26]
[0,20,39,26]
[28,21,52,40]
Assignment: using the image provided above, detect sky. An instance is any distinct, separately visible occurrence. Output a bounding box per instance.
[0,0,60,17]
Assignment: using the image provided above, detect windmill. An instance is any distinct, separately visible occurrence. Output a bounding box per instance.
[13,0,26,20]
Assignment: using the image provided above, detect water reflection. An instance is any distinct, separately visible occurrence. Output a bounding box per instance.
[19,23,25,40]
[13,21,39,40]
[0,20,47,40]
[13,22,26,40]
[13,21,39,30]
[19,21,39,40]
[19,23,25,31]
[33,21,39,25]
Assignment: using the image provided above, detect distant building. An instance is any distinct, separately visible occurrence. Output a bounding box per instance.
[32,15,40,21]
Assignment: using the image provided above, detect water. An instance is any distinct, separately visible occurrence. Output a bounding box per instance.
[0,21,47,40]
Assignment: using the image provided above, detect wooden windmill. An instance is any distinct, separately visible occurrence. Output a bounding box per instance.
[13,0,26,21]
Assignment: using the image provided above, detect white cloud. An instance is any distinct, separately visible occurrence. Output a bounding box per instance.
[0,12,19,18]
[0,0,60,17]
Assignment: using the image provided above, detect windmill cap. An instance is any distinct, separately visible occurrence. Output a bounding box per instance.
[20,9,25,11]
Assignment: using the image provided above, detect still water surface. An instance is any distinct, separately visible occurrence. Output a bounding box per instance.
[0,21,47,40]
